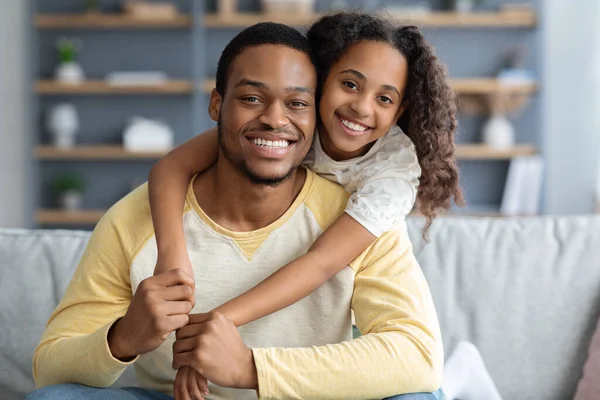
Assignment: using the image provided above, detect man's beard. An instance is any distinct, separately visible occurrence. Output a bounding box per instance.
[217,117,298,188]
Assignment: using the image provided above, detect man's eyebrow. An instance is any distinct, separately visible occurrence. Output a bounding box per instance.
[341,69,400,95]
[234,78,268,90]
[285,86,314,95]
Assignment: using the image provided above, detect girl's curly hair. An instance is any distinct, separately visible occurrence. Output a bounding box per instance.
[307,12,464,232]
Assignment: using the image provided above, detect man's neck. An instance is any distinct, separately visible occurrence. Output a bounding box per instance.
[193,159,306,232]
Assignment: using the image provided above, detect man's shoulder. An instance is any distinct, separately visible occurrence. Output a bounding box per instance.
[96,182,155,260]
[303,169,349,230]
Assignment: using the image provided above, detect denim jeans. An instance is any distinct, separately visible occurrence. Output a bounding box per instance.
[26,383,444,400]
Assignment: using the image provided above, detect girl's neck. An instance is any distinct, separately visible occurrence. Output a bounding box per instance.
[318,123,373,161]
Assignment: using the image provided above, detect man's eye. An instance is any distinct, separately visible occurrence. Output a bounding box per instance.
[290,101,307,108]
[343,81,358,90]
[242,96,260,103]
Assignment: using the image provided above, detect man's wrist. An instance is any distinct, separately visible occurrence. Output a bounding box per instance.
[107,318,137,362]
[237,348,259,390]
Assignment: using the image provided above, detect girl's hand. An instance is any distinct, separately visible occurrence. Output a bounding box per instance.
[174,366,209,400]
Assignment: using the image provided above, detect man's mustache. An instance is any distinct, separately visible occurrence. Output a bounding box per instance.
[242,126,301,140]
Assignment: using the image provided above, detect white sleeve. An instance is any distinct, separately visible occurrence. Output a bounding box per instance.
[344,143,421,238]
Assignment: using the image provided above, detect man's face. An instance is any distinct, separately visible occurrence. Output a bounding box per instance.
[209,44,317,186]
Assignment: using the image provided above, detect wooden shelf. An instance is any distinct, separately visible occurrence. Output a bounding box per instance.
[35,14,192,29]
[201,78,537,95]
[36,80,194,95]
[36,209,106,225]
[203,10,537,28]
[35,146,168,160]
[453,78,537,95]
[456,144,536,160]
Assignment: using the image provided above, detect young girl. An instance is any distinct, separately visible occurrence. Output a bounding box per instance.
[150,12,463,399]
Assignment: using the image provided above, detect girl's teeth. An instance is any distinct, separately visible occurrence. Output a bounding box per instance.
[341,118,367,132]
[251,138,290,148]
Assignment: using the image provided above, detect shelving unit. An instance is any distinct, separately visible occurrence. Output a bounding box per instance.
[30,0,541,228]
[36,209,107,225]
[35,146,168,160]
[35,14,193,29]
[36,80,194,95]
[202,10,537,28]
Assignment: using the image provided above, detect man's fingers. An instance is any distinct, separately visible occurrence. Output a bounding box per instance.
[166,314,190,332]
[187,367,205,400]
[172,351,198,371]
[161,284,195,303]
[173,337,196,354]
[157,269,195,289]
[160,300,193,317]
[175,320,205,340]
[188,312,212,325]
[174,367,192,400]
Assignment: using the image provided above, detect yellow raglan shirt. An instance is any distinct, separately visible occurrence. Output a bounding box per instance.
[32,169,443,400]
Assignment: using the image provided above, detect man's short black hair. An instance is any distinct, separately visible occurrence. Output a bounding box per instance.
[215,22,315,96]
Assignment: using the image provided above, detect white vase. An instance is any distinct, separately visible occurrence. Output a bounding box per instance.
[454,0,475,12]
[56,62,85,84]
[47,103,80,149]
[59,191,83,211]
[482,114,515,149]
[52,132,77,148]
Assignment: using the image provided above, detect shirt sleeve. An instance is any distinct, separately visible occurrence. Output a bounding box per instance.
[32,193,149,388]
[344,138,421,237]
[251,221,443,400]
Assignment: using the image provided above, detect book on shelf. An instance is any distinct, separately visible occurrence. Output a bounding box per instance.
[501,155,544,216]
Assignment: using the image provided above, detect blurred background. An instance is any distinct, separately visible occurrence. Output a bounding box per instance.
[0,0,598,230]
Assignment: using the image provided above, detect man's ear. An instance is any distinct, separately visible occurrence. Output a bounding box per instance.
[208,89,222,122]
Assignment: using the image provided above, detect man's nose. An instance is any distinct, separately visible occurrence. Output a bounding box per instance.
[258,102,289,129]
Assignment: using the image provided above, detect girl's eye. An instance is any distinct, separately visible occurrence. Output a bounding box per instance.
[343,81,358,90]
[378,96,393,104]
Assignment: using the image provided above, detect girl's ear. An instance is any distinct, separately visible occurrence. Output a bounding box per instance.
[208,89,222,122]
[393,104,407,124]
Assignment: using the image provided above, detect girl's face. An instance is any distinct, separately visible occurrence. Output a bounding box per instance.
[318,40,409,161]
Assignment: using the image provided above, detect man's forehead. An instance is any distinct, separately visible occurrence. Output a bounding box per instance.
[229,44,316,88]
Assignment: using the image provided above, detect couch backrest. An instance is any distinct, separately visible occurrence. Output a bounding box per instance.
[2,216,600,400]
[407,216,600,400]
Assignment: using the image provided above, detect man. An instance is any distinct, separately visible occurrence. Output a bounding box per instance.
[27,23,443,400]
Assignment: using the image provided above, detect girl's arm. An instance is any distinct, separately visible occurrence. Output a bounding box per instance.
[215,213,376,326]
[149,127,218,275]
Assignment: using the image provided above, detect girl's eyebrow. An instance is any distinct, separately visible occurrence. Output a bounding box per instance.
[340,69,400,95]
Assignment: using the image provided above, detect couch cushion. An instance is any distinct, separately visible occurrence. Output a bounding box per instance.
[407,216,600,400]
[0,229,136,399]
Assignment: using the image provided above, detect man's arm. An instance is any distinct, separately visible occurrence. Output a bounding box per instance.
[32,205,138,388]
[251,221,443,400]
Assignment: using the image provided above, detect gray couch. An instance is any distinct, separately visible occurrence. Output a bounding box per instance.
[2,216,600,400]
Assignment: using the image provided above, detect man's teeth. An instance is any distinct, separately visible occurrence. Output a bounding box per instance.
[251,138,290,148]
[341,118,368,132]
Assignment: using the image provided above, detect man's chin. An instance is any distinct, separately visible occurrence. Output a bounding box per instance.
[243,165,298,187]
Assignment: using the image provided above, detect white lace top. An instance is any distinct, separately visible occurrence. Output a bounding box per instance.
[303,125,421,237]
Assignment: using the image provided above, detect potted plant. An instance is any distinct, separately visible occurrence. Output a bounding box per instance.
[54,172,86,211]
[55,37,84,84]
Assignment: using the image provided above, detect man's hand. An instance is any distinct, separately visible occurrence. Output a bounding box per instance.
[174,366,209,400]
[172,312,258,390]
[108,269,196,361]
